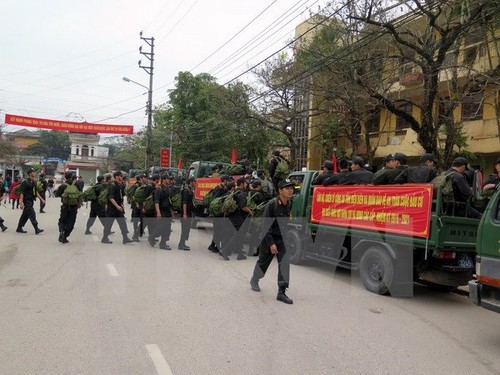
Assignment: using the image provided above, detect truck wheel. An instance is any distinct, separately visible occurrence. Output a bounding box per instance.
[360,247,394,295]
[285,230,304,265]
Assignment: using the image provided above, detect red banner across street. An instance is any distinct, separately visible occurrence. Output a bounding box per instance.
[5,114,134,135]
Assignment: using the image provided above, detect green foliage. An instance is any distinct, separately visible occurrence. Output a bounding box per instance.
[154,72,272,165]
[25,130,70,159]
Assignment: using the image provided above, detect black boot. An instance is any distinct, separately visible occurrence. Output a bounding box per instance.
[123,236,133,244]
[16,227,27,234]
[35,228,44,235]
[0,221,7,232]
[277,288,293,304]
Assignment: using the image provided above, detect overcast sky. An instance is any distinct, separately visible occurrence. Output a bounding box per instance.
[0,0,327,135]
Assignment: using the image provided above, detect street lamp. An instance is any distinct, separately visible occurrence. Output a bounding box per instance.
[122,75,153,169]
[122,77,148,91]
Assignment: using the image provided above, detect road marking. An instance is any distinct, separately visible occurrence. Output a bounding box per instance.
[146,344,173,375]
[106,264,119,277]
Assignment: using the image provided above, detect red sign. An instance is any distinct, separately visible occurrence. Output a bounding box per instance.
[194,177,220,201]
[310,185,433,238]
[160,148,170,167]
[5,114,134,135]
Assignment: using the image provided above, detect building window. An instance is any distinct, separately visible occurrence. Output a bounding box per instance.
[90,147,95,157]
[82,145,89,157]
[75,147,79,156]
[365,110,380,133]
[461,91,483,121]
[396,104,412,130]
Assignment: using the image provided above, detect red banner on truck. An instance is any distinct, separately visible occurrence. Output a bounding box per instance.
[194,177,221,201]
[5,114,134,134]
[310,185,433,238]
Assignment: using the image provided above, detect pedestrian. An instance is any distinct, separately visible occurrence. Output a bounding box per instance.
[101,171,133,244]
[0,183,7,232]
[9,178,20,209]
[247,179,266,256]
[47,177,55,197]
[207,175,232,253]
[3,174,12,204]
[130,173,148,242]
[16,168,44,235]
[85,175,106,235]
[75,176,85,192]
[269,150,290,190]
[54,171,81,243]
[38,173,48,213]
[250,178,295,304]
[219,177,252,260]
[153,174,174,250]
[143,175,160,247]
[178,177,196,250]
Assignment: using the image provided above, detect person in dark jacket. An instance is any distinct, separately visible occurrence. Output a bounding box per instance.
[372,154,398,185]
[323,159,350,186]
[16,168,44,235]
[312,160,335,185]
[250,178,295,304]
[483,157,500,191]
[341,157,373,185]
[208,175,232,253]
[54,171,80,243]
[153,174,173,250]
[101,171,133,244]
[219,177,252,260]
[446,157,481,219]
[0,184,7,232]
[130,173,148,241]
[85,175,106,235]
[143,175,160,246]
[179,177,196,250]
[247,179,266,256]
[394,153,438,184]
[38,173,48,213]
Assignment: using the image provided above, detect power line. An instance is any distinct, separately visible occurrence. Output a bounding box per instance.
[209,0,314,77]
[189,0,279,72]
[223,3,344,86]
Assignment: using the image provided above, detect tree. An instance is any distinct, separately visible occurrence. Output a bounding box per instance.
[154,72,272,166]
[295,15,387,163]
[324,0,500,166]
[25,130,71,159]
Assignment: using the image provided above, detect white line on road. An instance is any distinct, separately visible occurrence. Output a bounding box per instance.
[146,344,174,375]
[106,264,119,277]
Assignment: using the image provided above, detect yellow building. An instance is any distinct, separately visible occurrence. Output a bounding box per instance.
[295,6,500,172]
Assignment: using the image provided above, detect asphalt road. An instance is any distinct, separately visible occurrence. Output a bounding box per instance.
[0,198,499,375]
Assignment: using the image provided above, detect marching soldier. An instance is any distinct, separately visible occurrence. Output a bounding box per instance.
[16,167,44,235]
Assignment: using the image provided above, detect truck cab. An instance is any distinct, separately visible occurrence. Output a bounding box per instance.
[469,185,500,313]
[286,170,481,296]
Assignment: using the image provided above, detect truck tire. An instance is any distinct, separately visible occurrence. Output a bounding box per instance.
[360,246,394,295]
[285,230,305,265]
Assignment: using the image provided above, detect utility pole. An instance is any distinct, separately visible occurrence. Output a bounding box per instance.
[138,32,154,169]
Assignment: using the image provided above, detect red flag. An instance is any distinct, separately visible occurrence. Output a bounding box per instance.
[332,153,338,173]
[231,148,237,163]
[177,158,183,169]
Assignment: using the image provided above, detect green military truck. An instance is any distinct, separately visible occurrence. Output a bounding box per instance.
[285,171,483,296]
[469,185,500,313]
